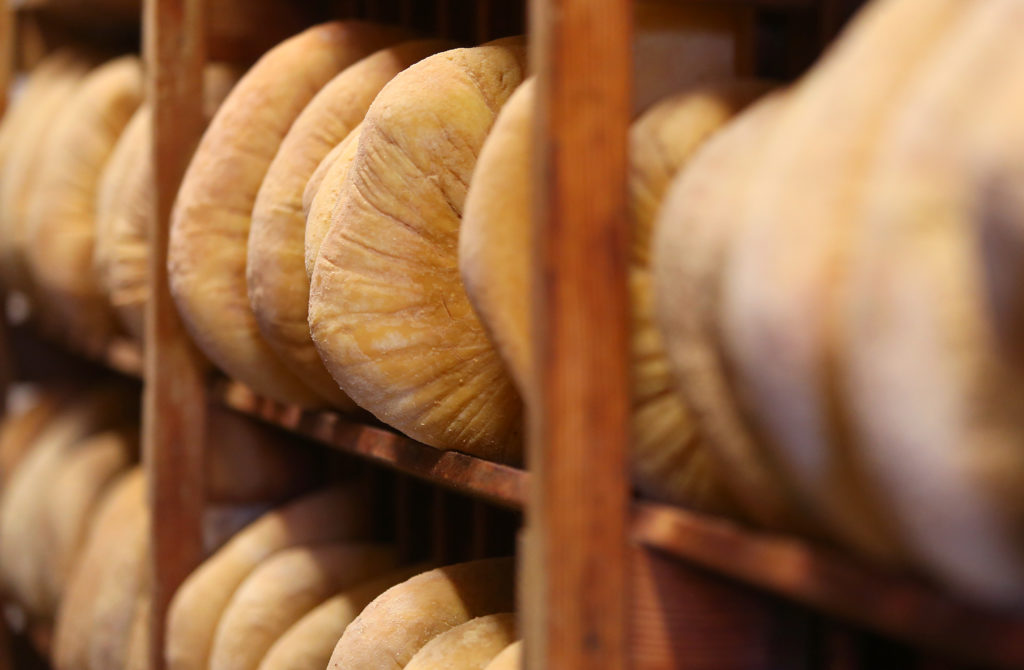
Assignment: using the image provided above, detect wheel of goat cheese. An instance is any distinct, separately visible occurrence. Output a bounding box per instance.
[327,557,515,670]
[650,93,818,533]
[404,613,517,670]
[53,468,144,670]
[459,77,769,512]
[256,565,427,670]
[0,50,90,294]
[840,0,1024,605]
[247,39,453,407]
[40,428,135,612]
[168,21,411,406]
[166,485,373,670]
[308,40,528,460]
[209,543,397,670]
[482,641,521,670]
[302,123,362,278]
[24,55,143,343]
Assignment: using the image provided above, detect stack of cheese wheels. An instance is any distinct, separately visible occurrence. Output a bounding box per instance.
[327,557,516,669]
[166,485,374,670]
[654,0,1024,605]
[94,64,241,343]
[168,21,414,406]
[458,76,773,516]
[24,55,143,344]
[0,386,136,622]
[256,564,427,670]
[246,39,455,408]
[0,49,92,296]
[307,39,528,462]
[208,543,399,670]
[53,467,290,670]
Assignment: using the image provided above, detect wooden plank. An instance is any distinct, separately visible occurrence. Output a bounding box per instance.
[212,380,527,509]
[631,546,812,670]
[142,1,208,669]
[524,0,632,667]
[632,502,1024,669]
[0,0,13,409]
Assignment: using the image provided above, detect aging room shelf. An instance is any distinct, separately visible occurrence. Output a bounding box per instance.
[633,502,1024,669]
[211,379,528,510]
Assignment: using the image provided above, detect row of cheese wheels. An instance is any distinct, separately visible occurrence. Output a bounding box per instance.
[0,384,319,633]
[4,0,1021,609]
[0,389,521,670]
[0,11,747,505]
[166,488,520,670]
[652,0,1024,608]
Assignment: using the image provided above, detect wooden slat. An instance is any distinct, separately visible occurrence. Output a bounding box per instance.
[632,502,1024,669]
[142,1,208,669]
[0,0,13,410]
[524,0,632,667]
[212,380,527,509]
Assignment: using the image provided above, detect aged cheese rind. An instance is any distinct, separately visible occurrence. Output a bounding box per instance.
[404,613,517,670]
[166,486,372,670]
[209,543,398,670]
[327,557,515,670]
[248,40,453,407]
[309,42,528,460]
[168,21,410,406]
[25,56,142,342]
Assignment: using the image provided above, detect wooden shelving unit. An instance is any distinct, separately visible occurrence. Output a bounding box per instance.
[4,0,1024,669]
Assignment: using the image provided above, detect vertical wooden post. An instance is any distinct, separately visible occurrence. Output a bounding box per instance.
[0,0,13,410]
[142,1,208,669]
[524,0,632,667]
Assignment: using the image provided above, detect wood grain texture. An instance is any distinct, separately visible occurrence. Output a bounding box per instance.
[211,380,526,509]
[524,0,632,667]
[142,1,208,669]
[633,502,1024,668]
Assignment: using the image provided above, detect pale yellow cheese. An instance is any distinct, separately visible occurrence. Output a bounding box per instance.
[309,41,528,461]
[166,486,373,670]
[168,21,411,406]
[247,40,453,407]
[327,557,515,670]
[404,614,516,670]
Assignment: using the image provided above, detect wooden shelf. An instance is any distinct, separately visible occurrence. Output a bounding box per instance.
[210,379,527,510]
[633,501,1024,669]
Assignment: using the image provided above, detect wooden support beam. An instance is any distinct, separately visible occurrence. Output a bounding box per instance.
[142,1,208,668]
[524,0,632,666]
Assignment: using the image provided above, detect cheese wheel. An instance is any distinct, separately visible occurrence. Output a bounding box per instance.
[166,485,373,670]
[303,123,363,279]
[459,78,768,511]
[651,94,817,532]
[482,641,521,670]
[41,428,135,612]
[248,40,454,407]
[124,590,151,670]
[0,388,69,483]
[210,543,398,670]
[25,55,143,343]
[404,614,517,670]
[98,65,243,342]
[257,565,429,670]
[309,41,528,460]
[53,468,144,670]
[841,0,1024,604]
[168,21,411,406]
[722,0,964,560]
[0,51,91,294]
[0,387,133,618]
[95,105,149,338]
[327,557,515,670]
[85,471,148,670]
